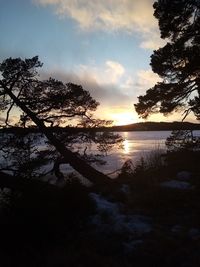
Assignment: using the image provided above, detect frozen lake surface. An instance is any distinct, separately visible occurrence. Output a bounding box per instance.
[94,131,171,174]
[91,130,200,175]
[1,130,200,180]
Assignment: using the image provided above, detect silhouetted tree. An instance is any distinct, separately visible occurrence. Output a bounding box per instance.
[0,56,121,185]
[135,0,200,120]
[166,129,200,151]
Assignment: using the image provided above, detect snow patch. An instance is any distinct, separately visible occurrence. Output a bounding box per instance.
[89,193,152,235]
[160,180,194,190]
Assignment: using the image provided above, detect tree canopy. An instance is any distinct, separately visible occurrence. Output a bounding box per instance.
[135,0,200,120]
[0,56,121,185]
[0,56,103,128]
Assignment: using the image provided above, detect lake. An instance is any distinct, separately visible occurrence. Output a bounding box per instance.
[59,130,200,178]
[92,131,171,176]
[1,130,200,181]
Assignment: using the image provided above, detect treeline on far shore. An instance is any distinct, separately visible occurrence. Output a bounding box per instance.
[0,121,200,134]
[110,121,200,131]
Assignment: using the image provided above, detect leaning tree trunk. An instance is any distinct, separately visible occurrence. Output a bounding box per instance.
[4,88,111,185]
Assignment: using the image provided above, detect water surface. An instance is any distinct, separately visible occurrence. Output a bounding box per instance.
[92,130,200,175]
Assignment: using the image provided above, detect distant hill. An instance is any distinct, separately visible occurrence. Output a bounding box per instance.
[1,121,200,134]
[109,121,200,131]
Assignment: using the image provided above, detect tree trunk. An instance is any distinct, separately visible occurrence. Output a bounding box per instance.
[3,87,112,185]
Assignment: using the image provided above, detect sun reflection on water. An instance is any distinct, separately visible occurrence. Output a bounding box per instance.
[123,139,130,154]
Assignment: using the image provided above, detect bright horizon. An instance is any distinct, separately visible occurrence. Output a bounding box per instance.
[0,0,197,125]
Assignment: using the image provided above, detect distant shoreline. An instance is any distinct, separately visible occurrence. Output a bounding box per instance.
[109,121,200,132]
[1,121,200,134]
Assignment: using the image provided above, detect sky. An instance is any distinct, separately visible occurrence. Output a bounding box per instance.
[0,0,196,125]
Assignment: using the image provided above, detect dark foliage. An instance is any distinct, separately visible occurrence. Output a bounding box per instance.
[0,56,122,184]
[0,176,96,267]
[0,56,101,128]
[135,0,200,120]
[166,129,200,151]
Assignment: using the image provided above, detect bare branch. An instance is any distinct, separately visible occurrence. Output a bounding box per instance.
[182,108,192,121]
[5,101,15,126]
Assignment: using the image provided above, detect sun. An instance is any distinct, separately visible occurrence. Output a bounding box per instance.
[111,112,138,126]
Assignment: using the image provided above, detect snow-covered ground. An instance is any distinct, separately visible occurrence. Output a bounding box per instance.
[90,193,152,242]
[160,180,194,190]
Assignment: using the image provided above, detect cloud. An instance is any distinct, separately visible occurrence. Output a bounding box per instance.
[34,0,163,49]
[40,62,161,109]
[140,32,166,50]
[78,60,125,85]
[105,61,125,83]
[40,61,130,107]
[39,62,164,122]
[0,117,5,123]
[135,69,161,92]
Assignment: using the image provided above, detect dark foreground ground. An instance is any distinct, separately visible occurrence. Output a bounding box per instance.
[0,150,200,267]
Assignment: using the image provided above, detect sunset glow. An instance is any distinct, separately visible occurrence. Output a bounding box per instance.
[0,0,196,123]
[109,111,139,126]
